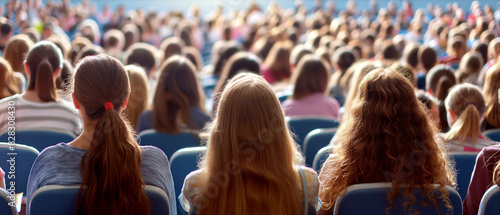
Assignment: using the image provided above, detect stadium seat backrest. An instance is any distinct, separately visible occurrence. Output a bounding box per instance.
[450,152,478,200]
[170,146,206,215]
[0,130,75,152]
[138,129,200,159]
[334,183,462,215]
[276,89,293,103]
[483,129,500,142]
[29,185,170,215]
[312,146,333,172]
[0,188,17,215]
[0,142,39,196]
[286,116,339,148]
[478,185,500,215]
[303,128,336,167]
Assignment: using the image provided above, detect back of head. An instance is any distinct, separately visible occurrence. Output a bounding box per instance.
[458,52,483,79]
[56,60,73,90]
[320,68,453,213]
[483,64,500,128]
[332,46,357,72]
[124,65,149,129]
[426,64,457,100]
[103,29,125,50]
[160,36,185,61]
[26,41,63,102]
[488,38,500,61]
[402,43,419,69]
[197,73,302,215]
[124,43,157,76]
[390,63,416,87]
[215,52,261,94]
[0,21,12,37]
[214,41,242,77]
[290,44,314,67]
[153,55,204,133]
[291,54,330,100]
[4,34,35,74]
[418,45,437,72]
[444,83,485,144]
[381,40,400,61]
[72,54,150,215]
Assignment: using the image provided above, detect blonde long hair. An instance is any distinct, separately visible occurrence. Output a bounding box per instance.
[123,65,149,129]
[443,83,485,144]
[194,73,304,215]
[319,69,455,214]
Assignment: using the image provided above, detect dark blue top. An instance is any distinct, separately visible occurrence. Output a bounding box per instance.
[26,143,176,215]
[136,106,210,133]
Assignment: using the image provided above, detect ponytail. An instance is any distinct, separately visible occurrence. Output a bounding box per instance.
[35,60,57,102]
[494,161,500,186]
[76,106,150,215]
[444,105,481,145]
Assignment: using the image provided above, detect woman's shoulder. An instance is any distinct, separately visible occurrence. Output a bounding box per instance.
[140,145,169,161]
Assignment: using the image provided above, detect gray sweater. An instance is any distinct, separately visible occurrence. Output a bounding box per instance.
[26,143,176,215]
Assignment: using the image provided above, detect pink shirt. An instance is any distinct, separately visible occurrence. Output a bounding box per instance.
[282,93,341,118]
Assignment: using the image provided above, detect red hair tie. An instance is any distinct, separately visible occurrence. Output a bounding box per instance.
[104,102,114,110]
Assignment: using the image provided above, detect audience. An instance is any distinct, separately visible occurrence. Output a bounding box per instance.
[180,73,318,214]
[26,54,176,215]
[0,1,498,214]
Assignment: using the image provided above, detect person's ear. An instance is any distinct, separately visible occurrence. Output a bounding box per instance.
[448,109,457,122]
[24,61,30,77]
[72,93,80,109]
[122,95,130,109]
[53,67,61,78]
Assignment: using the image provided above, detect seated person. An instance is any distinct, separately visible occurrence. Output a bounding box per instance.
[26,54,176,215]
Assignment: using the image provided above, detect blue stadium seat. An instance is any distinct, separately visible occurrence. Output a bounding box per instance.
[303,128,336,167]
[0,130,75,152]
[312,146,333,172]
[483,129,500,142]
[286,116,339,148]
[201,78,218,99]
[170,146,206,215]
[276,89,293,103]
[334,183,462,215]
[479,185,500,215]
[29,185,170,215]
[138,129,201,159]
[0,188,17,215]
[450,152,478,200]
[0,142,39,196]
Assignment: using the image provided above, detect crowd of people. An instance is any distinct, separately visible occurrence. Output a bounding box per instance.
[0,0,500,214]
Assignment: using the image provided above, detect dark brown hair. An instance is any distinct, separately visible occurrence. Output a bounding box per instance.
[291,54,330,100]
[152,55,206,133]
[73,54,150,215]
[26,41,63,102]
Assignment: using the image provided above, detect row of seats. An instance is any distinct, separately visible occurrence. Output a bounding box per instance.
[4,179,500,215]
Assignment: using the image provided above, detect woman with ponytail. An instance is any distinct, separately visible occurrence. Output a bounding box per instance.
[0,41,81,136]
[441,83,494,151]
[425,64,457,132]
[26,54,176,215]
